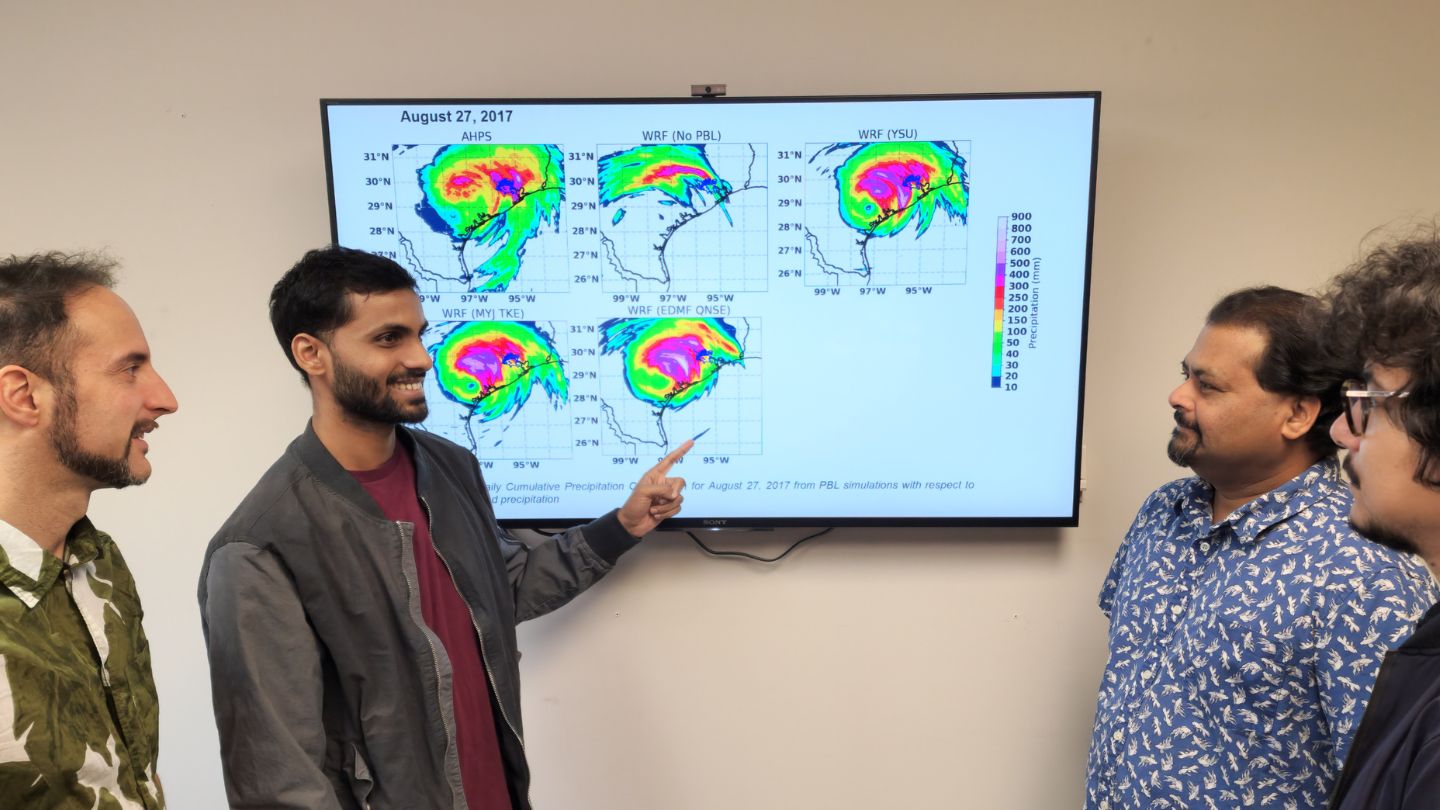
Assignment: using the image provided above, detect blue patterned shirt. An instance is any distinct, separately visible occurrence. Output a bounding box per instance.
[1086,458,1438,809]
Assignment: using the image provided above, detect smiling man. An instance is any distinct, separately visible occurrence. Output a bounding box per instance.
[1324,235,1440,809]
[0,252,178,809]
[1086,286,1437,809]
[199,246,690,810]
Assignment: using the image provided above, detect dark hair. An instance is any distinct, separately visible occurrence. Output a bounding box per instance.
[269,246,417,384]
[1205,285,1344,459]
[1325,231,1440,487]
[0,252,117,382]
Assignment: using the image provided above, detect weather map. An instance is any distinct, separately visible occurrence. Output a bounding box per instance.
[804,141,970,286]
[596,144,768,293]
[597,317,762,455]
[420,320,574,458]
[325,95,1101,524]
[392,144,571,293]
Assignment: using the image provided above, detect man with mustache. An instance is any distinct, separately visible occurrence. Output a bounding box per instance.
[0,253,179,808]
[199,247,690,810]
[1325,235,1440,809]
[1086,286,1436,809]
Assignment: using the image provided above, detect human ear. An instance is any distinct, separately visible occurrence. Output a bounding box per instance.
[1281,395,1321,441]
[0,365,44,428]
[291,334,329,382]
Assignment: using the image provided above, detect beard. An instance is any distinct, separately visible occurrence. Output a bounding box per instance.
[49,382,151,489]
[1167,411,1201,467]
[1342,456,1422,555]
[1349,513,1421,556]
[332,357,428,425]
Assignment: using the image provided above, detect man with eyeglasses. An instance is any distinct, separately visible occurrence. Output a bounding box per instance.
[1086,286,1437,809]
[1325,235,1440,809]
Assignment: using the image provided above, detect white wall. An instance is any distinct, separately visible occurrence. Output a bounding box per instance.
[3,1,1439,807]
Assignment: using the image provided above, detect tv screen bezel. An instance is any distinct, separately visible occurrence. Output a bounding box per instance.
[320,91,1100,530]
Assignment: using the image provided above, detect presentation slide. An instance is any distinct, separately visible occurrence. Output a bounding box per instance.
[323,94,1099,526]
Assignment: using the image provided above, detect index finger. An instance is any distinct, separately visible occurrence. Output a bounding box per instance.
[650,439,695,476]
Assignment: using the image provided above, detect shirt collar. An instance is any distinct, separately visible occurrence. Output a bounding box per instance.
[0,518,64,609]
[65,517,105,567]
[0,516,106,609]
[1175,457,1342,544]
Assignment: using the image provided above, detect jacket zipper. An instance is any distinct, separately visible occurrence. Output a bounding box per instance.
[395,520,456,804]
[419,495,532,807]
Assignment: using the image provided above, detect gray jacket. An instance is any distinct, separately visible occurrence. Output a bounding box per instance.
[198,423,637,809]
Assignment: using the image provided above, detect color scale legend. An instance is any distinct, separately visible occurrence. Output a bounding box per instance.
[992,217,1008,388]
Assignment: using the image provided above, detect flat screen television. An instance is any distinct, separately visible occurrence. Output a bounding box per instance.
[321,92,1099,528]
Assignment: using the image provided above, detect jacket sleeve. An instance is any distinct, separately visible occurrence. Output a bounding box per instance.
[1403,734,1440,805]
[200,542,342,810]
[494,508,640,623]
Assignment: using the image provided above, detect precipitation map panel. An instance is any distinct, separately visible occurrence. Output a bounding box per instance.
[596,143,769,293]
[804,141,971,287]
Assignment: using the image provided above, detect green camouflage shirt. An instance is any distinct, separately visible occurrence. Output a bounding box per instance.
[0,517,164,809]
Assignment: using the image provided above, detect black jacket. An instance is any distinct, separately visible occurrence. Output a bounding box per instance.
[1331,602,1440,809]
[198,424,637,809]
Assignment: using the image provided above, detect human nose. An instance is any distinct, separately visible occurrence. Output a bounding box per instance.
[146,367,178,415]
[1330,410,1358,451]
[1167,379,1191,412]
[406,337,434,372]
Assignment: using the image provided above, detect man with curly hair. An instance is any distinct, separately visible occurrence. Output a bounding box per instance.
[1327,233,1440,809]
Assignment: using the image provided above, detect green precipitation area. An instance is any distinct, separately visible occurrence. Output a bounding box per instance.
[809,141,969,280]
[594,144,741,287]
[415,144,565,292]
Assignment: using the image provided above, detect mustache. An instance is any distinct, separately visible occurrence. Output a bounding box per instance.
[1172,410,1198,431]
[131,420,159,438]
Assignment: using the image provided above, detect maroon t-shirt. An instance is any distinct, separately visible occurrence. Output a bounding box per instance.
[350,442,512,810]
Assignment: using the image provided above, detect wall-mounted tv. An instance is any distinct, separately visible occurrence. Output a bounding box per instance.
[322,92,1099,528]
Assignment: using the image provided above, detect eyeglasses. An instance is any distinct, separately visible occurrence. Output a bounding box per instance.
[1342,378,1410,436]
